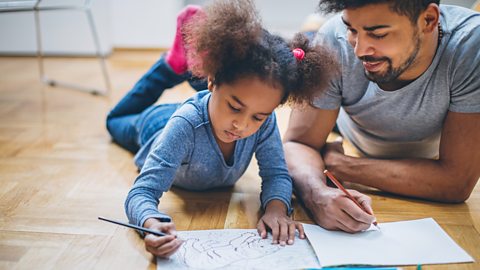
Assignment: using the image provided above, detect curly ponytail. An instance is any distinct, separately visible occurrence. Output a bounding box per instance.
[288,33,339,106]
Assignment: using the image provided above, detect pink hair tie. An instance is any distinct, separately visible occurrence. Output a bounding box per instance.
[292,48,305,61]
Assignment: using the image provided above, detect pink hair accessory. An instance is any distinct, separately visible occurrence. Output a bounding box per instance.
[292,48,305,61]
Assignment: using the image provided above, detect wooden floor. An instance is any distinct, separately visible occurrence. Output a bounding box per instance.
[0,51,479,270]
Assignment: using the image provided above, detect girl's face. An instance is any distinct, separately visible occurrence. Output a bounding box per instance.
[207,76,283,144]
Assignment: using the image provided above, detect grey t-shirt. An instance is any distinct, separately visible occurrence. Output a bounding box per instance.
[314,5,480,159]
[125,91,293,227]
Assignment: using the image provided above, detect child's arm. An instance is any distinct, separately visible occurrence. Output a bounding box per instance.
[124,116,194,237]
[254,114,304,244]
[143,218,183,258]
[257,199,305,246]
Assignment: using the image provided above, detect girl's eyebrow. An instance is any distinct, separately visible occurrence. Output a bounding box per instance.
[231,95,272,116]
[231,95,246,107]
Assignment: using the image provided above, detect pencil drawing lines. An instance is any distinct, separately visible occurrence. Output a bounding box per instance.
[176,231,280,269]
[157,229,321,270]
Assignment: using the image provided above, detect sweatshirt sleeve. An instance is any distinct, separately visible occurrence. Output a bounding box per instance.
[254,113,293,215]
[124,116,194,228]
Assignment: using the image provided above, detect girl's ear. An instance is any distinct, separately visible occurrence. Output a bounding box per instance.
[207,76,215,92]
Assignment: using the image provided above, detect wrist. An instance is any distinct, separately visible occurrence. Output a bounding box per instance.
[265,199,287,214]
[325,150,349,174]
[143,217,163,229]
[302,180,328,210]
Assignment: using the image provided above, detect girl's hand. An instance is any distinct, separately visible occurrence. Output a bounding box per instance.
[256,200,305,246]
[143,218,184,258]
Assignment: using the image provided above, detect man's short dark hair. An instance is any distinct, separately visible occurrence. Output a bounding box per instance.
[318,0,440,23]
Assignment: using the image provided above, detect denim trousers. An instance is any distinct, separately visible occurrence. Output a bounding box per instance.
[106,55,207,153]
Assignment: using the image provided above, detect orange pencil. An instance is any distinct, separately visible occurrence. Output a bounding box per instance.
[323,169,378,227]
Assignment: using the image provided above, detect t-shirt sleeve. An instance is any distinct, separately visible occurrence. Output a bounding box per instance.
[449,24,480,113]
[312,15,344,110]
[254,113,293,215]
[124,116,194,229]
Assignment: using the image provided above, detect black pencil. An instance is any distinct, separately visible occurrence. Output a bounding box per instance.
[98,216,167,236]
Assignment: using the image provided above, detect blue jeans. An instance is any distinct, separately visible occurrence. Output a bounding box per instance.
[106,55,207,153]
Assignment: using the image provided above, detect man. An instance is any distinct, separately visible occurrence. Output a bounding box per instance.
[284,0,480,233]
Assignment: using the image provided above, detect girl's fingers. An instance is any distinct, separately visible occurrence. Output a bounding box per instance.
[287,222,297,245]
[278,221,288,246]
[155,239,183,257]
[145,234,175,246]
[257,221,267,239]
[152,222,177,236]
[270,222,279,244]
[145,235,175,254]
[147,237,183,258]
[296,222,305,239]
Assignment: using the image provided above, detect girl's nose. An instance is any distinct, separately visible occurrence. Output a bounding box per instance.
[232,118,247,130]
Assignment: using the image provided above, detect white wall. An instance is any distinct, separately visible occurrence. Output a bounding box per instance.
[111,0,182,48]
[0,0,476,56]
[0,0,182,55]
[185,0,320,38]
[0,0,113,55]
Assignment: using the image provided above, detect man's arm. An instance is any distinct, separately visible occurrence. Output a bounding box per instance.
[284,106,376,233]
[324,111,480,203]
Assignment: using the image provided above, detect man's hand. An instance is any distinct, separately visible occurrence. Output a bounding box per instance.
[305,184,376,233]
[284,107,377,233]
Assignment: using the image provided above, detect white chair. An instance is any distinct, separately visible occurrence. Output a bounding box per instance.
[0,0,111,95]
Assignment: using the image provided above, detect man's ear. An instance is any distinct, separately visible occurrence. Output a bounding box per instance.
[421,3,440,34]
[207,76,215,92]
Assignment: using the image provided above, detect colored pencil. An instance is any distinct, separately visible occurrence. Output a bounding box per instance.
[98,216,167,236]
[323,169,379,227]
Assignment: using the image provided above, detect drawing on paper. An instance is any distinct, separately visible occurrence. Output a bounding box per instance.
[157,229,320,270]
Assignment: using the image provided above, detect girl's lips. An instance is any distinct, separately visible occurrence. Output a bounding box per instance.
[363,61,385,72]
[224,130,241,140]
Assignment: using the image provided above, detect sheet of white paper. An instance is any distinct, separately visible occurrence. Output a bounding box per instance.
[156,229,320,270]
[303,218,474,267]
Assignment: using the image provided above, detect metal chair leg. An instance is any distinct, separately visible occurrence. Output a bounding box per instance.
[86,5,111,95]
[34,0,111,96]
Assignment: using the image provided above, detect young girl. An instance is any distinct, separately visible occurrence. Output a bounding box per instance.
[106,0,334,258]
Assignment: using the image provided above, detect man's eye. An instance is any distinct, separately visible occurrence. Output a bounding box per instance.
[371,33,388,40]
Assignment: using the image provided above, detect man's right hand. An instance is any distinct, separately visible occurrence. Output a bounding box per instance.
[284,107,376,233]
[305,184,376,233]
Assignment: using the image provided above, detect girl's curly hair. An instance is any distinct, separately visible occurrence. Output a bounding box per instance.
[184,0,338,106]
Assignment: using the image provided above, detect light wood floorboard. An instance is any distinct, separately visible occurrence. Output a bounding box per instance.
[0,51,478,269]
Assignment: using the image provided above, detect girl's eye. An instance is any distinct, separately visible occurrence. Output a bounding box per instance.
[228,103,241,112]
[253,116,264,122]
[347,28,357,35]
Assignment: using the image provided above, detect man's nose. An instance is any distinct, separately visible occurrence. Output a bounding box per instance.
[353,35,375,58]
